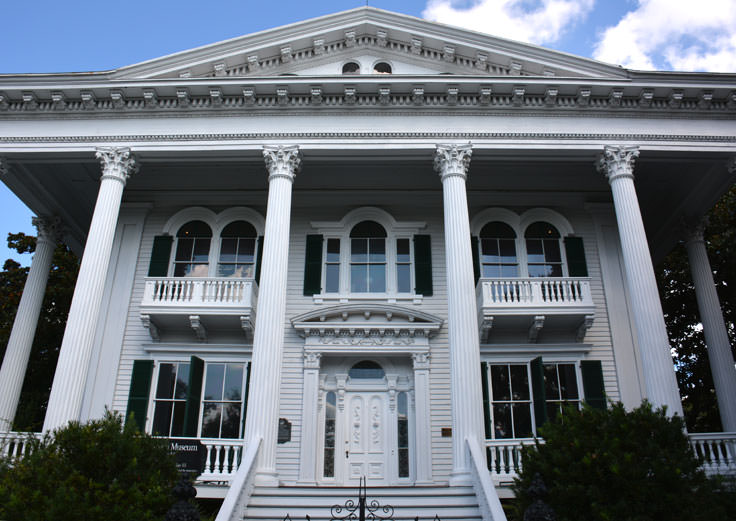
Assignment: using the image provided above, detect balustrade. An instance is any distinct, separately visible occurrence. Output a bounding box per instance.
[477,277,592,308]
[199,439,244,481]
[0,431,42,459]
[143,277,257,308]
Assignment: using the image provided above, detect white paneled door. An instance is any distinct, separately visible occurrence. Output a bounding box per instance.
[344,392,389,486]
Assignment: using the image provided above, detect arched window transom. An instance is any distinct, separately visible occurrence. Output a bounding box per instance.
[350,221,387,293]
[348,360,385,379]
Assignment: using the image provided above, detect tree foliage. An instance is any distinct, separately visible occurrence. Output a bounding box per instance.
[0,232,79,431]
[512,402,735,521]
[656,184,736,432]
[0,411,179,521]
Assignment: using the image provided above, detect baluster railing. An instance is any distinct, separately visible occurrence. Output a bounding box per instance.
[688,433,736,475]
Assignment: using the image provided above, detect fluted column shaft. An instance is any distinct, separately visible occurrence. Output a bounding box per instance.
[598,146,683,416]
[0,217,59,431]
[244,145,300,486]
[43,148,137,432]
[435,144,485,485]
[685,225,736,431]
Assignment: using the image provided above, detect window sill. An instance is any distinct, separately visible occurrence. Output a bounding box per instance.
[312,293,424,305]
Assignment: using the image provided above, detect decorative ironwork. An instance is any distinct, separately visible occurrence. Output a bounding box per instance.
[330,477,395,521]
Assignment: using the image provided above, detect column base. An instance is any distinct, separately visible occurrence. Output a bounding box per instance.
[449,470,473,486]
[254,470,281,487]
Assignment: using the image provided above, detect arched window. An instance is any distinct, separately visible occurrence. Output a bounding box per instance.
[480,222,518,277]
[173,221,212,277]
[342,62,360,74]
[525,222,562,277]
[350,221,387,293]
[218,221,257,278]
[348,360,385,379]
[373,62,392,74]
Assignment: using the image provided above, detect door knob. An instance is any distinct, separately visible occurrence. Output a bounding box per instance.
[345,450,349,458]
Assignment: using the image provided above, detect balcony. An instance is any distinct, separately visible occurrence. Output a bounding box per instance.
[476,277,596,343]
[140,277,258,342]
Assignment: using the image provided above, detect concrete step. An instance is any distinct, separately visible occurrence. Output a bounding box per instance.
[243,486,482,521]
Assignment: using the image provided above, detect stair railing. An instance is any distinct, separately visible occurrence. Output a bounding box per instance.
[214,437,261,521]
[467,437,508,521]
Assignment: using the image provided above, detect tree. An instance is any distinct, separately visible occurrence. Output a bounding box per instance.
[0,411,179,521]
[656,184,736,432]
[0,232,79,431]
[512,402,735,521]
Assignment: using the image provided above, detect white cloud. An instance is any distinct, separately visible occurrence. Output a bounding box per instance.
[593,0,736,72]
[422,0,595,45]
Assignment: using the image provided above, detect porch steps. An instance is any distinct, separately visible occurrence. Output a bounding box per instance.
[243,485,482,521]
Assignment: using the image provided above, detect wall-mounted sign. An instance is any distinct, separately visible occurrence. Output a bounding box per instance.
[278,418,292,444]
[169,439,207,477]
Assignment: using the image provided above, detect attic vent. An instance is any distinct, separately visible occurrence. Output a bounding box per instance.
[342,62,360,74]
[373,62,392,74]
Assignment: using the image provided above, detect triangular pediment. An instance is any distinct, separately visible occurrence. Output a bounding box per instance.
[110,7,629,81]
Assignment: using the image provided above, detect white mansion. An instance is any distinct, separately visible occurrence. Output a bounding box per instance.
[0,7,735,521]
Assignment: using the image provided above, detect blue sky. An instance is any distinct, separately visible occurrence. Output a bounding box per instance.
[2,0,734,265]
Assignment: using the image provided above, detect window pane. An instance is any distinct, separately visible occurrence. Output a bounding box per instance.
[545,240,561,262]
[172,364,189,399]
[217,264,236,278]
[193,238,211,262]
[351,264,367,292]
[482,264,501,278]
[492,403,512,439]
[220,238,237,263]
[152,402,173,435]
[499,240,517,262]
[221,403,241,438]
[175,238,194,262]
[325,264,340,292]
[512,403,533,438]
[221,221,256,238]
[369,238,385,262]
[156,364,176,399]
[547,264,563,277]
[224,363,244,401]
[351,239,367,262]
[201,402,221,438]
[204,364,225,400]
[236,238,255,264]
[369,264,386,292]
[481,239,500,263]
[171,401,187,437]
[510,365,530,400]
[547,402,561,422]
[500,264,518,277]
[544,365,560,400]
[397,264,411,293]
[396,239,410,262]
[490,365,511,401]
[526,239,544,262]
[326,238,340,262]
[528,265,548,278]
[559,364,579,400]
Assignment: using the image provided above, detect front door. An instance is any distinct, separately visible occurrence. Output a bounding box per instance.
[343,391,389,486]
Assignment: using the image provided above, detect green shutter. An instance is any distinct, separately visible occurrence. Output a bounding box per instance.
[255,236,264,284]
[125,360,154,431]
[530,356,547,428]
[303,235,324,296]
[413,235,433,297]
[480,362,491,439]
[183,356,205,437]
[471,236,480,286]
[147,235,173,277]
[564,236,588,277]
[581,360,606,409]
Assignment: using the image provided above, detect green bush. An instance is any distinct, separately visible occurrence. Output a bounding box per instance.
[0,411,179,521]
[512,402,735,521]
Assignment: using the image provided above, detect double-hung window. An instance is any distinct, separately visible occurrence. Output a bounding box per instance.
[201,362,247,439]
[151,361,190,437]
[218,221,257,278]
[173,221,212,277]
[350,220,387,293]
[525,222,563,277]
[480,222,518,277]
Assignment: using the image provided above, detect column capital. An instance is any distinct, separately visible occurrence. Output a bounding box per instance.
[727,156,736,175]
[434,143,472,181]
[32,216,63,245]
[95,147,138,185]
[0,157,8,178]
[304,351,321,369]
[263,145,301,182]
[597,145,640,184]
[682,217,707,244]
[412,351,431,370]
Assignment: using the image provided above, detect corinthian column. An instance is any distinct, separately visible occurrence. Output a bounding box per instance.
[684,219,736,431]
[434,144,485,485]
[0,216,60,431]
[243,145,301,486]
[43,148,138,432]
[597,146,683,416]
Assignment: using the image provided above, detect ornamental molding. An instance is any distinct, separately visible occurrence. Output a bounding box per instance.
[434,143,472,181]
[681,217,707,244]
[596,145,640,184]
[1,132,735,145]
[263,144,301,182]
[95,147,139,185]
[0,157,7,177]
[32,215,63,244]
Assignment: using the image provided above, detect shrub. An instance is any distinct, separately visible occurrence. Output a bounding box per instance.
[0,411,179,521]
[512,401,734,521]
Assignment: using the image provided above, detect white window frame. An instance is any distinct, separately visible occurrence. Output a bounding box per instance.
[161,207,265,279]
[311,207,426,303]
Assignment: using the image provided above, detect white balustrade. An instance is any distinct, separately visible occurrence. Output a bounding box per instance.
[485,438,538,483]
[142,277,257,311]
[689,432,736,476]
[478,277,592,309]
[198,439,244,482]
[0,431,42,459]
